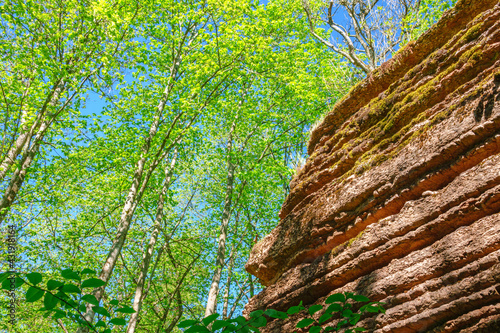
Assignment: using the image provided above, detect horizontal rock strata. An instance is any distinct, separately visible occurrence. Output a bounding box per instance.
[245,0,500,332]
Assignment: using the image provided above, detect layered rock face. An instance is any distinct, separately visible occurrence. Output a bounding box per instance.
[245,0,500,331]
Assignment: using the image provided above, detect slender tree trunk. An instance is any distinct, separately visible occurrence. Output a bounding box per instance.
[204,115,238,317]
[0,81,65,225]
[0,139,41,224]
[77,63,183,331]
[77,113,162,332]
[0,78,59,183]
[126,149,178,333]
[222,241,236,319]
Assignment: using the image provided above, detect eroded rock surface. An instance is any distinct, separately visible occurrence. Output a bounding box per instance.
[244,0,500,331]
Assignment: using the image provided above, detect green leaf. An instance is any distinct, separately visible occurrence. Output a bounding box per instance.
[308,304,323,315]
[250,310,264,318]
[0,272,10,283]
[26,272,43,285]
[351,295,370,302]
[325,303,342,313]
[61,283,81,294]
[231,316,247,325]
[342,309,353,318]
[325,293,345,304]
[81,278,105,288]
[55,290,70,301]
[109,299,119,306]
[82,294,99,306]
[250,316,267,328]
[212,319,230,330]
[349,313,361,325]
[221,323,238,333]
[264,309,287,319]
[47,280,63,290]
[61,269,80,281]
[185,325,210,333]
[354,327,367,331]
[103,329,111,333]
[239,326,251,333]
[178,319,199,328]
[287,304,304,315]
[309,326,322,333]
[337,319,349,328]
[324,327,336,332]
[110,318,126,325]
[95,320,106,328]
[296,318,314,328]
[92,305,111,317]
[44,292,58,310]
[2,276,23,290]
[318,313,332,324]
[81,268,97,275]
[115,306,135,314]
[26,287,45,302]
[202,313,219,326]
[364,305,381,313]
[53,309,66,319]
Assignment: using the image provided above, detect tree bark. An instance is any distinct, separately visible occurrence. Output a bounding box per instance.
[204,115,238,317]
[126,149,178,333]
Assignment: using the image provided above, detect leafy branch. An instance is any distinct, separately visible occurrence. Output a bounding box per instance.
[177,292,385,333]
[0,268,136,332]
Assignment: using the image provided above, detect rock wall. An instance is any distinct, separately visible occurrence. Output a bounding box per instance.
[244,0,500,331]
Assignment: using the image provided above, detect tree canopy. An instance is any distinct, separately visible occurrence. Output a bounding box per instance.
[0,0,454,332]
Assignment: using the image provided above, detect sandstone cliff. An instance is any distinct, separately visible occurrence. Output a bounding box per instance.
[245,0,500,331]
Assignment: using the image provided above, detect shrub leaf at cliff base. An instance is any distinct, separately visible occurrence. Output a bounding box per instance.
[326,303,342,313]
[326,293,345,303]
[297,318,314,328]
[264,309,287,319]
[287,301,305,315]
[250,316,267,327]
[309,326,322,333]
[351,295,370,302]
[318,312,333,324]
[308,304,323,315]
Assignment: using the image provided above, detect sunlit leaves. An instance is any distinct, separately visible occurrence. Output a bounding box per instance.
[81,278,106,288]
[25,287,45,302]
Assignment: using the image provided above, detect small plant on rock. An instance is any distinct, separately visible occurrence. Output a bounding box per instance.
[177,292,385,332]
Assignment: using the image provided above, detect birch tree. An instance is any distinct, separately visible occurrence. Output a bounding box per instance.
[0,0,137,225]
[302,0,456,74]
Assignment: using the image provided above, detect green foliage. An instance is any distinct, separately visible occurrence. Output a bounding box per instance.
[0,0,399,331]
[177,293,385,332]
[402,0,458,43]
[0,269,135,332]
